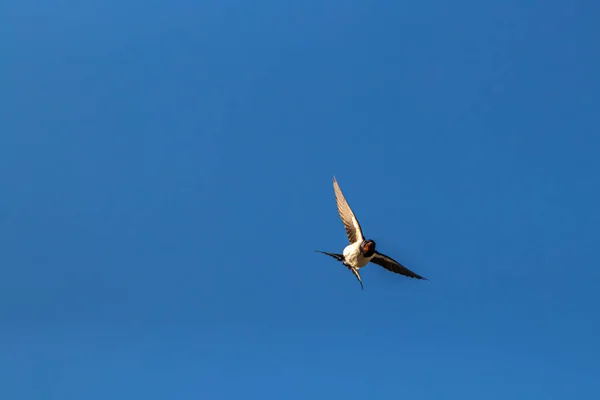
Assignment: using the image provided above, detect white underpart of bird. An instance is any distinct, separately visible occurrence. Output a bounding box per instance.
[343,241,372,270]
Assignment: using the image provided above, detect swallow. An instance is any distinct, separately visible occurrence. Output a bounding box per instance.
[316,176,427,289]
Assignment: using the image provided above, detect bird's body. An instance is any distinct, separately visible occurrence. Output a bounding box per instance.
[343,241,372,270]
[316,176,427,289]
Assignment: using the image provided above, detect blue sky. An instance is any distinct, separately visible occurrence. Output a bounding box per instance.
[1,0,599,398]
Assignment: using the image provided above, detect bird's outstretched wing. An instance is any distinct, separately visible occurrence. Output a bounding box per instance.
[370,251,427,280]
[332,176,364,244]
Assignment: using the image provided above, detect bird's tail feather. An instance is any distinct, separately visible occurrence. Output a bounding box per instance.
[314,250,344,261]
[315,250,363,290]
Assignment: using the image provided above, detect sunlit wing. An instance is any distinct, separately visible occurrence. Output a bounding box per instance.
[333,176,364,244]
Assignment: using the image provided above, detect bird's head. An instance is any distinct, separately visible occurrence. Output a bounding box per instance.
[361,240,376,257]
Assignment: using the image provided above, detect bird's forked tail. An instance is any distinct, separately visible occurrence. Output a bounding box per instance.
[314,250,364,290]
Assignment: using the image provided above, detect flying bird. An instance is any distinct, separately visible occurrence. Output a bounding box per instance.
[316,176,427,289]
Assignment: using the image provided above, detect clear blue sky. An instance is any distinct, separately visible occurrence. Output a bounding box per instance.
[2,1,599,398]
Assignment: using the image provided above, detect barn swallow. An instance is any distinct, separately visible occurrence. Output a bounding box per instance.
[316,176,427,289]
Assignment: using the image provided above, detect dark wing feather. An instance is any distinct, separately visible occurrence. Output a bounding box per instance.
[333,176,364,244]
[370,251,428,280]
